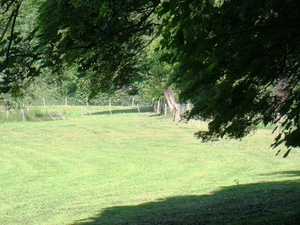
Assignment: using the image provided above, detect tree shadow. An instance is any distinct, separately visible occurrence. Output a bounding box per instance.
[260,170,300,178]
[70,177,300,225]
[90,106,154,116]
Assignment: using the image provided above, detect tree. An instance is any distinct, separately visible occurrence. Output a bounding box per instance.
[36,0,160,97]
[157,0,300,153]
[2,0,300,152]
[0,0,22,73]
[0,0,41,96]
[134,36,172,99]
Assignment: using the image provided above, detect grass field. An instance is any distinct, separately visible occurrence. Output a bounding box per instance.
[0,106,299,224]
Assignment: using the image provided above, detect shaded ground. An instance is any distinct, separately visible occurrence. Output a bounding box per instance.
[71,176,300,225]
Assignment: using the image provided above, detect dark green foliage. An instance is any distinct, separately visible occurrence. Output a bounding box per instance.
[158,0,300,149]
[36,0,160,96]
[2,0,300,149]
[0,0,42,96]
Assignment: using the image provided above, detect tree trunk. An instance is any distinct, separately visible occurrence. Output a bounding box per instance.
[164,87,179,122]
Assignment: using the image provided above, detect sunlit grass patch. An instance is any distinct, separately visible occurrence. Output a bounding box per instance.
[0,109,299,224]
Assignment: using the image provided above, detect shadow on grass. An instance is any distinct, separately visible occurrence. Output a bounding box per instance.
[71,178,300,225]
[260,170,300,178]
[89,106,154,116]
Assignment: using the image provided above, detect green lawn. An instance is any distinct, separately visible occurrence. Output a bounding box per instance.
[0,108,299,224]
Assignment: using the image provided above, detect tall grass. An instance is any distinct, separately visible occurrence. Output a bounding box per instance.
[0,108,299,224]
[0,105,153,123]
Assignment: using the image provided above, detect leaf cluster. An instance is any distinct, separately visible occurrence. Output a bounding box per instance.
[0,0,42,96]
[158,0,300,149]
[36,0,160,96]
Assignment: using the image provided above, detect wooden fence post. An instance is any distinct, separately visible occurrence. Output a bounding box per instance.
[109,97,112,115]
[20,109,25,121]
[157,100,160,114]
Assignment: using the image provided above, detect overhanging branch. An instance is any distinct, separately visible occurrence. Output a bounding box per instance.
[0,0,23,72]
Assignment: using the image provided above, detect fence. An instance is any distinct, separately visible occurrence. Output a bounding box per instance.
[1,97,195,123]
[0,104,155,123]
[23,95,152,107]
[153,100,193,119]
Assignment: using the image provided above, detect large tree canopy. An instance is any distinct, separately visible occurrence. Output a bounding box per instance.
[158,0,300,151]
[1,0,300,151]
[36,0,160,96]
